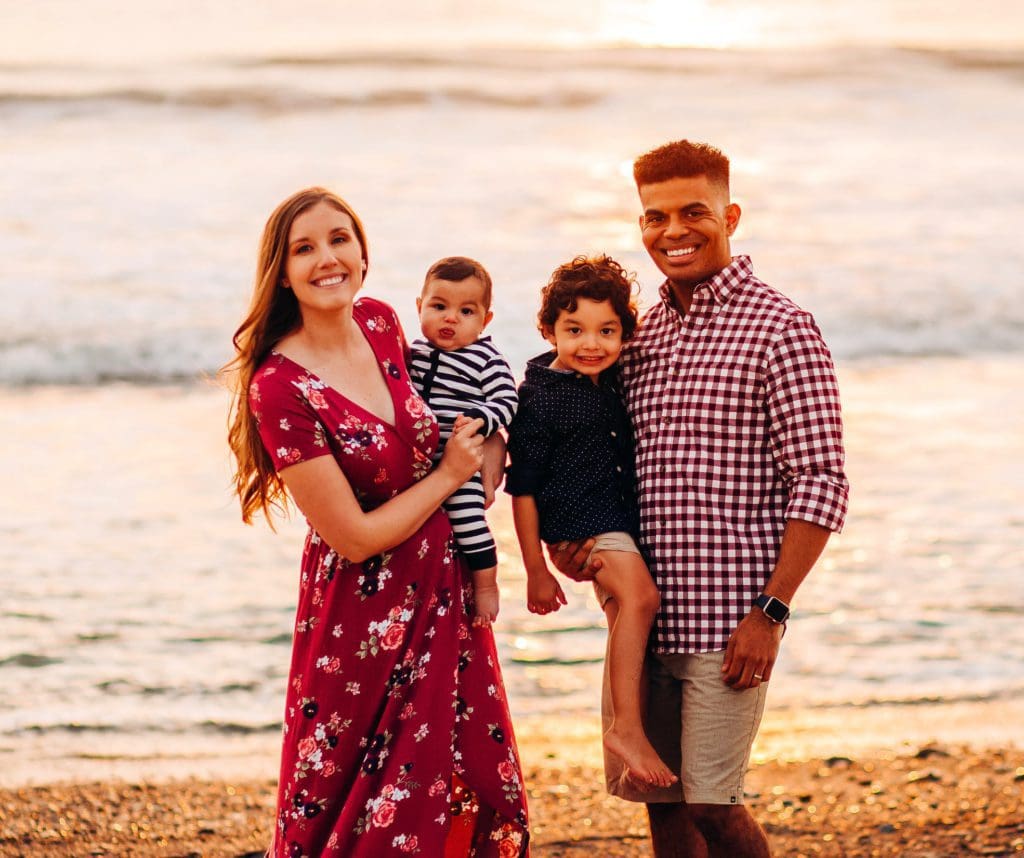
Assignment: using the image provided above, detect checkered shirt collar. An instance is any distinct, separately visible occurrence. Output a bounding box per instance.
[656,255,754,311]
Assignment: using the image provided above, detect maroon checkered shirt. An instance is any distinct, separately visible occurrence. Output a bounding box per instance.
[621,256,849,653]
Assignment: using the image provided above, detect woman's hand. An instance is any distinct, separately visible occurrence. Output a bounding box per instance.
[437,416,485,485]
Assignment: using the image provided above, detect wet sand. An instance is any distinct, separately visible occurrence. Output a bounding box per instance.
[2,720,1022,857]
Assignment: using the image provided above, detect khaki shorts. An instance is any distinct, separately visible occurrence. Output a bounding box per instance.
[601,649,768,805]
[587,531,642,608]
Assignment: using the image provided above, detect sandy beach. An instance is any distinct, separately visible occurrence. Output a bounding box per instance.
[3,705,1022,858]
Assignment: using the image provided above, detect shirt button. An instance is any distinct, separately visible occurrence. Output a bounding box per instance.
[616,466,623,473]
[610,431,617,438]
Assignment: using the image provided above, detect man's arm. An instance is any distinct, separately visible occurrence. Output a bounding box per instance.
[721,519,830,688]
[723,313,849,689]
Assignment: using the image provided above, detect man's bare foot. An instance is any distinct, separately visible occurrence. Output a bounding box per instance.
[473,581,499,628]
[604,725,677,788]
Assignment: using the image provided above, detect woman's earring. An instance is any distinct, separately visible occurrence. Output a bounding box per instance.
[281,280,291,288]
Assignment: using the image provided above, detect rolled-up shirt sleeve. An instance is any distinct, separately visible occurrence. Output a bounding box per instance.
[505,390,555,497]
[764,312,849,532]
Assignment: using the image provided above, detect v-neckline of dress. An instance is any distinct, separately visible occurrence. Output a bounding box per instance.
[273,315,398,431]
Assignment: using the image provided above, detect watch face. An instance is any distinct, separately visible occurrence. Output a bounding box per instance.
[757,595,789,623]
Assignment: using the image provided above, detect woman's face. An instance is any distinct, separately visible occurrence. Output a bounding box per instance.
[283,201,365,316]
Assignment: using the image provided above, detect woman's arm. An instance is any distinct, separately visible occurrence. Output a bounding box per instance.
[479,431,507,508]
[280,418,484,562]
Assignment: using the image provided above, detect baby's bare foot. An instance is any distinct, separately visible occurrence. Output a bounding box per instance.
[473,582,499,628]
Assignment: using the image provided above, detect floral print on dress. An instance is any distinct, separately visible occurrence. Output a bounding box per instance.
[364,314,390,334]
[336,413,387,461]
[248,297,529,857]
[405,394,435,445]
[291,374,332,410]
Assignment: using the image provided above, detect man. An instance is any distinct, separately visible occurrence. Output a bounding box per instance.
[551,140,849,857]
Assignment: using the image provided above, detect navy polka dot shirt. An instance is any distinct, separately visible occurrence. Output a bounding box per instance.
[505,351,638,544]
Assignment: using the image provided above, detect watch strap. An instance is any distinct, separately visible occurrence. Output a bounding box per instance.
[754,593,790,624]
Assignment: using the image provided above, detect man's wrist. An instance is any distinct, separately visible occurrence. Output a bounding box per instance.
[753,593,790,624]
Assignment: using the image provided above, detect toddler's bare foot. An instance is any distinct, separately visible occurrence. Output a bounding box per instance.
[604,725,677,788]
[473,581,499,628]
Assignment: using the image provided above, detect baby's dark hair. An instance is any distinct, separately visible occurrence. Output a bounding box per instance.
[423,256,493,308]
[538,255,639,340]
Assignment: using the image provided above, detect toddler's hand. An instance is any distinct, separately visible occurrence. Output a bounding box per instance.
[526,571,567,615]
[453,413,473,432]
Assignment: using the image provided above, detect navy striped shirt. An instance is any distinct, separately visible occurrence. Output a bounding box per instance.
[408,335,518,444]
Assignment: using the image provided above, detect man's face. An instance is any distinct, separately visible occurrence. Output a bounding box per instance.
[638,174,741,289]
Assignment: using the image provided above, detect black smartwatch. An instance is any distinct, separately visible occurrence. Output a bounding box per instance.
[753,594,790,624]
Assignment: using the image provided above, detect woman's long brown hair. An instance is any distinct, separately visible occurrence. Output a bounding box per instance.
[222,187,369,525]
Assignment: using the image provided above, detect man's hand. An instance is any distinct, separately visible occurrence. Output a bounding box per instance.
[545,539,602,582]
[721,610,784,689]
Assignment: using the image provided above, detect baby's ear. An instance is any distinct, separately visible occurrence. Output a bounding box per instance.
[483,309,494,329]
[415,296,423,313]
[541,326,556,345]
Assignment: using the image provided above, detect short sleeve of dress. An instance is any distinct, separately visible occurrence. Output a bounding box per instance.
[248,362,333,472]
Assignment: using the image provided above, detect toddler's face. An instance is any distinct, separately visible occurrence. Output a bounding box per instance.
[544,298,624,382]
[417,276,493,351]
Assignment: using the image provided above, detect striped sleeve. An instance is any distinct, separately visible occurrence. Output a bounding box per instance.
[461,342,518,435]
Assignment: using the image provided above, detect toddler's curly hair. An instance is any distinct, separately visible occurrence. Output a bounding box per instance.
[538,254,639,340]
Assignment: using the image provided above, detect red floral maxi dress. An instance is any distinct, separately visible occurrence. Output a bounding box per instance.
[249,297,529,857]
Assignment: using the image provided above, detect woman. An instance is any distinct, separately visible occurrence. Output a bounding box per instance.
[225,187,529,857]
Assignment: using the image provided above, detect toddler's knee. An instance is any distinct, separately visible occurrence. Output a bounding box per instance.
[633,580,661,619]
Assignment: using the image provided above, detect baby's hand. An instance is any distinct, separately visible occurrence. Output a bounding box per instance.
[453,413,473,432]
[526,571,567,615]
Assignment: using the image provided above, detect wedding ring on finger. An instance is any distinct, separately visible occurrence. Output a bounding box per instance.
[753,673,764,681]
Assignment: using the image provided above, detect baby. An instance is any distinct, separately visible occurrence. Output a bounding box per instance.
[409,256,518,626]
[506,254,676,789]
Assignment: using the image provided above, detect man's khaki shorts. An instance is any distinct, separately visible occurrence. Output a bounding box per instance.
[601,649,768,805]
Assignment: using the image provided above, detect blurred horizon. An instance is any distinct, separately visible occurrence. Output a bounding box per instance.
[3,0,1023,67]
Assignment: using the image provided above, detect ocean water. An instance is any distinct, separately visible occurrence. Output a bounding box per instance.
[2,1,1023,782]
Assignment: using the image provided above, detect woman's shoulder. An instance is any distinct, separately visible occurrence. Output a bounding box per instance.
[251,351,290,385]
[249,352,304,404]
[355,295,401,328]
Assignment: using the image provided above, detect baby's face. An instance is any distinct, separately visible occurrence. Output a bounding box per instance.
[417,275,493,351]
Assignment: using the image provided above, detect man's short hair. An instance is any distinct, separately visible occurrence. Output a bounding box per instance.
[423,256,493,308]
[633,140,730,190]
